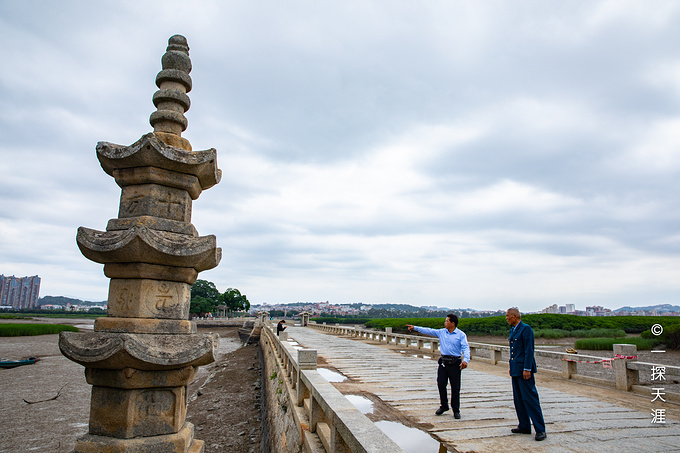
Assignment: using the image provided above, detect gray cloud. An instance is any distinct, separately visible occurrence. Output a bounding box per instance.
[1,1,679,311]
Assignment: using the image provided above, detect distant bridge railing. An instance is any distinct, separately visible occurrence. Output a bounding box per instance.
[260,322,405,453]
[308,322,680,404]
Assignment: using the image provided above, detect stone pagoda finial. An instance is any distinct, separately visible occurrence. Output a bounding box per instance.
[60,35,220,453]
[151,34,194,151]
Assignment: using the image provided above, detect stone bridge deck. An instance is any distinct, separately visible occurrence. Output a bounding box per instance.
[286,326,680,453]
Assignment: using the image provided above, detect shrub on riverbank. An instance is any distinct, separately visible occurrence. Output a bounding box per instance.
[534,328,626,339]
[365,314,680,337]
[0,323,79,336]
[641,324,680,349]
[312,317,372,325]
[574,337,659,350]
[1,312,103,319]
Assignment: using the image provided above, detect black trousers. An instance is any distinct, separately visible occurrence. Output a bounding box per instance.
[437,356,462,411]
[511,375,545,433]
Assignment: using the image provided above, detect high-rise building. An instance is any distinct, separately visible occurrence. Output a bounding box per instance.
[541,304,559,314]
[0,275,41,309]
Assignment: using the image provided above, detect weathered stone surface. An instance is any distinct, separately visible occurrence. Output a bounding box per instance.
[298,349,318,369]
[153,89,190,113]
[187,439,205,453]
[107,279,190,319]
[261,337,304,452]
[162,35,192,72]
[106,216,198,236]
[154,131,192,151]
[613,343,639,391]
[59,331,217,370]
[104,262,199,284]
[150,35,192,138]
[86,365,197,389]
[95,317,196,335]
[77,226,221,272]
[96,133,220,190]
[113,166,202,199]
[119,184,192,222]
[156,68,192,92]
[89,386,186,438]
[73,422,199,453]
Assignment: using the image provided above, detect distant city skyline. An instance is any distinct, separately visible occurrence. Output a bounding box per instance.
[251,300,680,314]
[2,2,680,312]
[25,290,680,315]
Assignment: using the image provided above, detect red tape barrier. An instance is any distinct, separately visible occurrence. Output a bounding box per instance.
[561,354,637,364]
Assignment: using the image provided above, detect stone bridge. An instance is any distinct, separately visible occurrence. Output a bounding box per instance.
[261,321,680,453]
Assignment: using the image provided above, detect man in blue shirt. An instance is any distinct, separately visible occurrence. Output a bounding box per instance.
[407,314,470,419]
[506,307,546,441]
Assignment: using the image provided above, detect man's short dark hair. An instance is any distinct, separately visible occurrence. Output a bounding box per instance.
[447,313,458,327]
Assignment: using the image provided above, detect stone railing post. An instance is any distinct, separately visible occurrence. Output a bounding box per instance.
[297,349,317,406]
[330,423,351,453]
[613,344,638,391]
[298,349,317,370]
[562,357,577,379]
[309,396,323,433]
[493,348,503,365]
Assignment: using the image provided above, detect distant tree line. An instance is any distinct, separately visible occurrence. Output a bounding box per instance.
[190,279,250,316]
[311,317,371,325]
[267,309,299,318]
[38,295,106,307]
[360,308,505,319]
[309,309,505,321]
[366,314,680,339]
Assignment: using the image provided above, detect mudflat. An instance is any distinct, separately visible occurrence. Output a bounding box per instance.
[0,319,262,453]
[0,319,92,453]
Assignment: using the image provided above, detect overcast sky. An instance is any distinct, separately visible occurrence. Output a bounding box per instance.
[1,1,679,312]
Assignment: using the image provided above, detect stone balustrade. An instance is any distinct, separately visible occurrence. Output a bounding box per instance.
[311,322,440,353]
[307,322,680,403]
[260,324,404,452]
[191,317,255,327]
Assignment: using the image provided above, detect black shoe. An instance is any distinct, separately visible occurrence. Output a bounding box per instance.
[453,412,461,419]
[535,432,547,441]
[435,406,449,415]
[511,427,531,434]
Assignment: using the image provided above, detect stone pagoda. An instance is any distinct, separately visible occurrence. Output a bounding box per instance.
[60,35,220,453]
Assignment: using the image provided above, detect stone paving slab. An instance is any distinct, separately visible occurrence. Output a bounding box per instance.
[288,326,680,453]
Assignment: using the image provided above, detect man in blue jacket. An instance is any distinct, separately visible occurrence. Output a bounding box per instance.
[407,314,470,419]
[506,307,546,441]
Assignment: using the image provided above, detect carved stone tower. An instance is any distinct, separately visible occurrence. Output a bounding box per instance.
[60,35,220,453]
